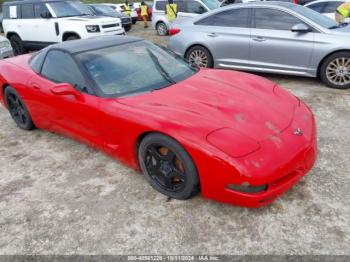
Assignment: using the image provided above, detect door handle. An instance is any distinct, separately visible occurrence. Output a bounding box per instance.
[252,36,266,42]
[207,33,217,37]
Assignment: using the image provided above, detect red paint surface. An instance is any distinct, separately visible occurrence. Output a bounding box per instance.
[0,55,317,207]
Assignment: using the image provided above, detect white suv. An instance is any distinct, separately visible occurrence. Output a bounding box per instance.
[152,0,221,35]
[2,0,125,55]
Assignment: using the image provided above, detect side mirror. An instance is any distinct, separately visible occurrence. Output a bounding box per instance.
[51,83,83,100]
[291,23,310,33]
[40,11,52,19]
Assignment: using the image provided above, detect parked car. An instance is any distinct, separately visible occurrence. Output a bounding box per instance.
[134,1,153,21]
[0,35,317,208]
[2,0,124,55]
[102,3,138,24]
[305,0,349,21]
[87,4,132,32]
[152,0,221,35]
[168,2,350,89]
[0,35,13,59]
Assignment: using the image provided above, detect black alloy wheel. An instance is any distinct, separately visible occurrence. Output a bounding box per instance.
[5,86,35,130]
[138,134,200,200]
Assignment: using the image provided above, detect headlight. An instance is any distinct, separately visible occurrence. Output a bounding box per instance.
[207,128,260,158]
[86,25,100,33]
[0,41,11,49]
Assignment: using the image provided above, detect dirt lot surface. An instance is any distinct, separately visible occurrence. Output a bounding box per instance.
[0,23,349,255]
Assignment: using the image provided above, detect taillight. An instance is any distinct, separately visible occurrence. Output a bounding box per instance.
[168,28,181,36]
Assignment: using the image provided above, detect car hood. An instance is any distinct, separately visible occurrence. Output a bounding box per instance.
[65,15,120,23]
[328,24,350,35]
[117,69,297,142]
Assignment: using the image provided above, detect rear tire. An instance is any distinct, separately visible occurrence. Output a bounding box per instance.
[156,22,168,36]
[186,45,213,68]
[9,35,26,55]
[138,133,200,200]
[320,51,350,89]
[5,86,35,130]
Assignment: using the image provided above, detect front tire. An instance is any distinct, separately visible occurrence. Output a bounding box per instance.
[156,22,168,36]
[9,35,26,55]
[5,86,35,130]
[186,45,213,68]
[320,51,350,89]
[65,35,80,41]
[138,133,200,200]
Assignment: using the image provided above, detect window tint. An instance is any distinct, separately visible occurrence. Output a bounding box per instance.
[3,6,10,19]
[41,50,86,90]
[187,1,206,14]
[323,1,343,13]
[155,1,166,10]
[307,2,325,12]
[21,4,35,19]
[34,3,51,18]
[196,8,250,28]
[255,8,302,30]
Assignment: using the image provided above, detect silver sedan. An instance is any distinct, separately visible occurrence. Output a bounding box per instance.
[168,2,350,89]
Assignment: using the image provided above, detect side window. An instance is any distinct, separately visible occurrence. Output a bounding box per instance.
[8,5,20,19]
[155,1,167,11]
[255,8,302,31]
[187,1,206,14]
[323,1,343,13]
[176,1,186,12]
[21,4,35,19]
[307,2,326,12]
[195,8,250,28]
[34,3,51,18]
[41,50,87,90]
[3,6,10,19]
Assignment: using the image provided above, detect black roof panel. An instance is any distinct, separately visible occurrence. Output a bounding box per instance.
[48,35,143,54]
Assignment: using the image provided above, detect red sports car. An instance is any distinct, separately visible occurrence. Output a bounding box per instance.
[0,36,317,208]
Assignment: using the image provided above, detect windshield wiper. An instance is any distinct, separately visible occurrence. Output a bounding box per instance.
[146,48,176,85]
[328,22,349,29]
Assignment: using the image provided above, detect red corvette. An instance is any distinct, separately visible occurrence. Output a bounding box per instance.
[0,36,317,208]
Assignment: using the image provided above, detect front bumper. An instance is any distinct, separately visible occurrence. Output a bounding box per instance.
[0,47,14,59]
[199,101,317,208]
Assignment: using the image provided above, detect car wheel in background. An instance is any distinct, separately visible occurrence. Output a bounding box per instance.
[65,35,80,41]
[5,86,35,130]
[186,45,213,68]
[9,35,26,55]
[124,24,132,32]
[320,51,350,89]
[156,21,168,36]
[138,133,200,200]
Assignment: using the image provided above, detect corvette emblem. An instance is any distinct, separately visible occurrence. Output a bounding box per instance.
[293,128,303,136]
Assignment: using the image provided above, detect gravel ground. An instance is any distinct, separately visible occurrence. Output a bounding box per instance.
[0,23,349,255]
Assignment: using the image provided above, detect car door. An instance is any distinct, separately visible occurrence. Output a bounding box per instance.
[32,3,60,43]
[27,50,103,147]
[194,7,251,68]
[250,7,315,75]
[17,4,36,41]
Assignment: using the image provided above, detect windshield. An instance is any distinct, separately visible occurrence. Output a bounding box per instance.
[49,1,92,18]
[290,4,338,29]
[202,0,221,10]
[76,41,197,97]
[92,5,115,14]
